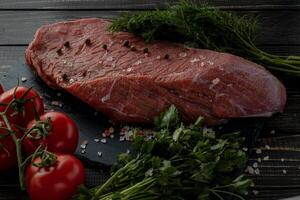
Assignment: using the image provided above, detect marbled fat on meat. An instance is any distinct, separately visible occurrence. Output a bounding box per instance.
[25,18,286,125]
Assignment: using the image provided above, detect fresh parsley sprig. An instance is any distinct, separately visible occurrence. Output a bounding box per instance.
[75,105,251,200]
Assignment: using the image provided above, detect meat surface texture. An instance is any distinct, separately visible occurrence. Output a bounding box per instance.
[25,18,286,125]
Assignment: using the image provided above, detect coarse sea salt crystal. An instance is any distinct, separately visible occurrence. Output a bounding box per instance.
[253,162,258,168]
[199,55,205,60]
[211,78,220,85]
[263,156,269,161]
[97,152,102,157]
[101,138,107,144]
[265,145,271,149]
[283,169,287,174]
[94,139,100,143]
[126,67,132,72]
[21,77,27,82]
[190,58,201,63]
[109,127,114,134]
[101,94,110,103]
[119,136,125,142]
[179,52,187,57]
[133,60,143,66]
[256,149,262,154]
[207,60,214,65]
[51,101,60,106]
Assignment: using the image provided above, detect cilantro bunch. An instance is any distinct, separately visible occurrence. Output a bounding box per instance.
[76,105,251,200]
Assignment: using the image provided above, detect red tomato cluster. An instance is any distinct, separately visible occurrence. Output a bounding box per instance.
[0,84,84,200]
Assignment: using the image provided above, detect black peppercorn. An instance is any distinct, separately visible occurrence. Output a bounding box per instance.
[56,49,63,56]
[164,54,170,59]
[62,73,68,81]
[123,40,130,47]
[64,41,70,48]
[102,44,107,50]
[130,46,136,51]
[85,38,91,46]
[143,48,149,53]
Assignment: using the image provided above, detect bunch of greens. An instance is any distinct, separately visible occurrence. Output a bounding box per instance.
[109,0,300,76]
[75,106,251,200]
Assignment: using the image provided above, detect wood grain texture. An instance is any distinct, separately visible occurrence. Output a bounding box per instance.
[0,10,299,46]
[245,136,300,199]
[0,0,299,10]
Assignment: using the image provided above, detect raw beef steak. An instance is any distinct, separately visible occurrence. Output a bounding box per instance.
[25,18,286,125]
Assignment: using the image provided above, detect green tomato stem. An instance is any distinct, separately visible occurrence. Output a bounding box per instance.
[0,113,25,190]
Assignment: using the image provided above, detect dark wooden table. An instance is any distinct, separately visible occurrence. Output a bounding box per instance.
[0,1,299,199]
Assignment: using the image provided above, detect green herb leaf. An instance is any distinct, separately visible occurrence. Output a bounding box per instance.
[154,105,179,129]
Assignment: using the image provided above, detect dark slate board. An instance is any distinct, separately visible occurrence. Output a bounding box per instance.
[0,46,263,167]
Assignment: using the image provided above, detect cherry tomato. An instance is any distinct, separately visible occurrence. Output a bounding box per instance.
[0,84,4,95]
[0,86,44,126]
[26,154,85,200]
[0,121,21,171]
[23,112,78,155]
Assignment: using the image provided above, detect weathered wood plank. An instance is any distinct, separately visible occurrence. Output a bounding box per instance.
[0,10,299,46]
[248,189,300,200]
[0,0,299,10]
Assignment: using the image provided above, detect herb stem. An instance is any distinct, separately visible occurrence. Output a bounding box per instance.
[212,189,246,200]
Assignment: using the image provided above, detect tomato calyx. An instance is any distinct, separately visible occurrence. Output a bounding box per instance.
[30,149,57,168]
[25,117,52,140]
[1,87,39,119]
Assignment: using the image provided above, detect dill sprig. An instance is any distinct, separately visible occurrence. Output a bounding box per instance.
[109,1,300,76]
